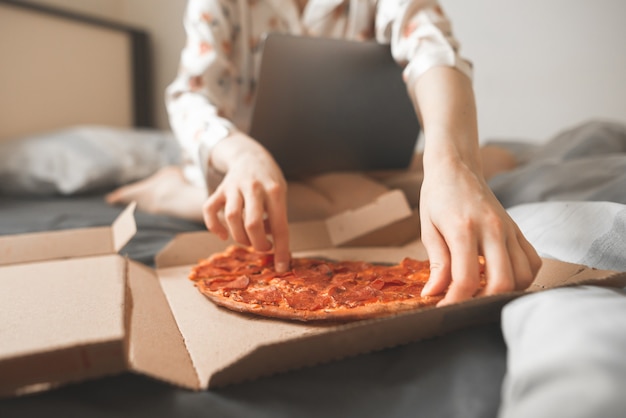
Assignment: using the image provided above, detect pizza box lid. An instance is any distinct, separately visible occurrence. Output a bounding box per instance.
[0,190,413,397]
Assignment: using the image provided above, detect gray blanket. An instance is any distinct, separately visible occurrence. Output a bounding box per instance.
[489,119,626,207]
[488,120,626,418]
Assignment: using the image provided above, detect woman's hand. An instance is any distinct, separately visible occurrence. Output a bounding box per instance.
[203,132,291,272]
[412,66,541,305]
[419,154,542,305]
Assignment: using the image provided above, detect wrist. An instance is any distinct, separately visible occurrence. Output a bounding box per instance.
[422,134,482,176]
[412,67,482,176]
[210,131,274,172]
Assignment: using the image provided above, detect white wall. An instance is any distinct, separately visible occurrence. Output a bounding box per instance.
[13,0,626,140]
[444,0,626,142]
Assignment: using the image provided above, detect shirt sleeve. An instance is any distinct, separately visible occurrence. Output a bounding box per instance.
[165,0,238,185]
[375,0,473,90]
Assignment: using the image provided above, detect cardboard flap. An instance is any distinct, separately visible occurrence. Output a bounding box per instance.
[155,265,328,390]
[325,190,412,246]
[0,203,137,266]
[0,255,128,396]
[530,258,626,290]
[342,208,420,248]
[207,291,518,388]
[111,202,137,252]
[155,232,235,269]
[289,190,413,251]
[295,239,429,264]
[126,261,199,389]
[288,220,333,252]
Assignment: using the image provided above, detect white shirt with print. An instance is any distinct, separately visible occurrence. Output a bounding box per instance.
[166,0,473,187]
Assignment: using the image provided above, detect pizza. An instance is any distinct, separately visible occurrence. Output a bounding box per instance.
[189,245,485,322]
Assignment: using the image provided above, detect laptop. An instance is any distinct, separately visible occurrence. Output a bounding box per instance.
[249,33,420,180]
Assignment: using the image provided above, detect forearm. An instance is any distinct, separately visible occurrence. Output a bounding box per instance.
[209,132,276,174]
[413,66,482,176]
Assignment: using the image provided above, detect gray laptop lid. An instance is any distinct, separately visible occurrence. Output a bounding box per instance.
[249,33,420,180]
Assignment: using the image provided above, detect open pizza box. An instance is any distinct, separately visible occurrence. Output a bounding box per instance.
[2,195,626,398]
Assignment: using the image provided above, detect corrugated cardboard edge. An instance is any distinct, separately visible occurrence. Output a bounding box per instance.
[125,260,201,390]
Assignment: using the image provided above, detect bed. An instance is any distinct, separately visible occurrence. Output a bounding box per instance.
[1,2,626,417]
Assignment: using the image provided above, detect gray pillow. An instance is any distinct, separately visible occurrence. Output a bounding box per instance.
[0,126,181,195]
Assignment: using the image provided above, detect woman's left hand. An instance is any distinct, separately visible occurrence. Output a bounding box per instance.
[419,154,542,306]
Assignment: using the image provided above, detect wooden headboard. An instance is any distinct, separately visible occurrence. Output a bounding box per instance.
[0,0,153,140]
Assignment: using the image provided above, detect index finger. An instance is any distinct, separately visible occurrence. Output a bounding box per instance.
[265,184,291,273]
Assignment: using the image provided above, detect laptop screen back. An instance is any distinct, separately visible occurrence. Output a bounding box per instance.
[249,34,420,180]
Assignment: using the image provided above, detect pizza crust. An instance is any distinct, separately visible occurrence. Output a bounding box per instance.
[200,291,442,322]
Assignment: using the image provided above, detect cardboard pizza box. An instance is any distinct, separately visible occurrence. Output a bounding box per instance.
[2,200,626,397]
[144,236,626,391]
[0,191,412,397]
[0,203,137,397]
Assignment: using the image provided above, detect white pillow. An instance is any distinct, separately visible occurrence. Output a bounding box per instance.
[0,126,181,195]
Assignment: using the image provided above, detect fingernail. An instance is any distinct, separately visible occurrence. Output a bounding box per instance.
[275,262,289,273]
[421,280,433,297]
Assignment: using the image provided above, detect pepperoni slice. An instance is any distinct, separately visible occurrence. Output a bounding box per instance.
[285,289,323,311]
[330,272,357,286]
[356,269,380,282]
[370,278,385,290]
[206,275,250,291]
[401,257,430,272]
[190,265,231,280]
[241,286,283,305]
[350,286,381,302]
[330,285,380,307]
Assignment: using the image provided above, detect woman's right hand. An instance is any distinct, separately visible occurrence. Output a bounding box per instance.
[203,132,291,272]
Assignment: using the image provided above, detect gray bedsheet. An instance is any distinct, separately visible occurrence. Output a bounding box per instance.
[0,194,506,418]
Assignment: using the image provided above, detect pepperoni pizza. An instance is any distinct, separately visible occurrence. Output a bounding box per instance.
[188,245,485,322]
